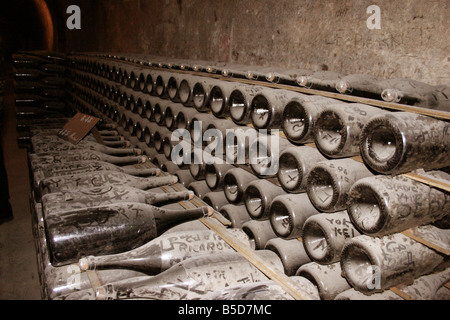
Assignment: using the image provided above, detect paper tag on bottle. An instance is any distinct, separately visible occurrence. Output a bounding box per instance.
[57,112,100,145]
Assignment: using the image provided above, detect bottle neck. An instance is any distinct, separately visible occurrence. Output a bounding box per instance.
[153,206,212,235]
[144,190,193,205]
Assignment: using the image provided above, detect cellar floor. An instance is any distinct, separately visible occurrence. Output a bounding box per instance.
[0,71,42,300]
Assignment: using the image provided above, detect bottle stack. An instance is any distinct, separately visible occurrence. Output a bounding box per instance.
[21,50,449,300]
[11,51,74,148]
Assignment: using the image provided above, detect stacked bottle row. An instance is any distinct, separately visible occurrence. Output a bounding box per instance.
[76,52,450,112]
[11,50,74,148]
[63,52,449,300]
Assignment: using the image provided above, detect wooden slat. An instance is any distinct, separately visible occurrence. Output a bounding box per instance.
[85,270,103,292]
[401,228,450,256]
[390,286,413,300]
[402,172,450,193]
[199,216,313,300]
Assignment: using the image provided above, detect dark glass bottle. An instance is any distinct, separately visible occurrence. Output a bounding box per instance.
[277,145,327,193]
[34,160,159,188]
[29,150,147,170]
[347,174,450,237]
[42,185,193,218]
[306,159,373,212]
[96,250,283,300]
[312,103,382,158]
[244,179,286,220]
[79,228,250,275]
[40,170,178,196]
[359,111,450,174]
[45,202,212,266]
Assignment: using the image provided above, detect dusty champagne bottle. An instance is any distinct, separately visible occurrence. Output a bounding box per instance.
[96,250,283,300]
[395,267,450,300]
[223,167,259,204]
[312,102,382,158]
[33,160,160,189]
[359,111,450,174]
[163,103,188,130]
[204,120,241,156]
[379,78,448,111]
[173,106,202,131]
[244,179,286,220]
[336,277,450,300]
[347,174,450,237]
[14,67,62,81]
[202,191,229,211]
[306,159,374,213]
[177,78,194,106]
[204,163,235,190]
[277,145,327,193]
[334,288,402,300]
[45,202,213,266]
[335,74,383,99]
[174,169,196,188]
[187,149,207,180]
[41,185,193,218]
[340,233,446,294]
[166,74,184,102]
[29,150,147,170]
[219,204,252,228]
[45,265,147,300]
[187,180,212,199]
[281,95,342,144]
[302,211,361,264]
[151,100,170,125]
[79,228,251,275]
[192,79,214,112]
[297,70,344,92]
[40,170,178,196]
[249,89,304,130]
[269,193,320,239]
[228,84,267,125]
[188,113,220,145]
[201,276,320,300]
[265,238,312,276]
[152,126,173,153]
[224,126,258,164]
[208,82,237,118]
[296,261,351,300]
[241,220,277,250]
[248,134,292,177]
[31,139,142,156]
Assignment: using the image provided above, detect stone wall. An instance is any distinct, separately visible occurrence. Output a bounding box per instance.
[54,0,449,85]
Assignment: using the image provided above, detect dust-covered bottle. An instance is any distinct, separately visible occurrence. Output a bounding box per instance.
[31,139,142,156]
[201,276,320,300]
[40,170,179,196]
[340,233,446,294]
[281,96,343,144]
[359,111,450,174]
[96,250,284,300]
[79,228,251,275]
[269,193,320,240]
[41,185,194,217]
[46,203,213,266]
[306,159,374,212]
[312,103,382,158]
[302,211,361,264]
[244,179,286,220]
[347,174,450,237]
[33,160,160,189]
[277,145,327,193]
[29,150,147,169]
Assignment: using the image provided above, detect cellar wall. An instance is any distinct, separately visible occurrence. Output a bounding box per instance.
[54,0,450,85]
